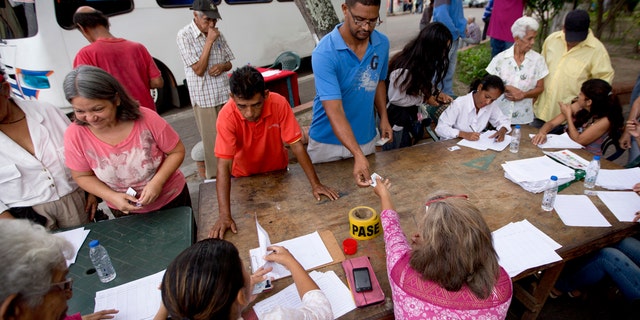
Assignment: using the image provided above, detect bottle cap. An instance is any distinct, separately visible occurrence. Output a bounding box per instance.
[551,175,558,181]
[515,125,521,129]
[89,240,100,248]
[594,156,600,160]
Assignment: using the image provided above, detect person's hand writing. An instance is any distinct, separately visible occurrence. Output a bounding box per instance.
[531,131,547,145]
[208,216,237,239]
[311,183,339,201]
[138,181,162,206]
[460,131,480,141]
[353,155,372,187]
[81,309,119,320]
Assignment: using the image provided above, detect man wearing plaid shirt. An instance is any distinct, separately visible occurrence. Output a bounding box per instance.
[177,0,234,179]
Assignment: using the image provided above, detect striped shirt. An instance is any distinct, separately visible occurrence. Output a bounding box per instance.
[176,20,235,108]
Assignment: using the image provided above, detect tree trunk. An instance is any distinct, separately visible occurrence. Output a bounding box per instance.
[293,0,341,44]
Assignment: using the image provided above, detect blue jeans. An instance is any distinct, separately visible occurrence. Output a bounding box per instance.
[442,39,459,96]
[556,237,640,301]
[490,38,513,58]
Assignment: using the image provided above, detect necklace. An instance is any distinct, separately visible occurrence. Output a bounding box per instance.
[0,114,25,125]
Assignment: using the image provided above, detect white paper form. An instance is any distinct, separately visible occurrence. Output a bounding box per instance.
[493,220,562,278]
[596,168,640,190]
[458,130,512,151]
[553,195,611,227]
[253,271,356,319]
[94,270,164,319]
[502,156,575,183]
[250,230,333,280]
[530,133,584,149]
[54,227,90,267]
[253,217,289,278]
[597,191,640,222]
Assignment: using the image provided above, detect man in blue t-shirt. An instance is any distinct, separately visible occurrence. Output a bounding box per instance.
[308,0,392,187]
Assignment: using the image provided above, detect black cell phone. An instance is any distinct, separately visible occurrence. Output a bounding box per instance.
[353,267,372,292]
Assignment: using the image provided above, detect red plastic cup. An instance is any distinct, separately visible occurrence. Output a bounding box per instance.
[343,238,357,255]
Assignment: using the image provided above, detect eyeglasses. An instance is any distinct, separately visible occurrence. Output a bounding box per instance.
[425,195,468,207]
[348,9,382,28]
[50,278,73,295]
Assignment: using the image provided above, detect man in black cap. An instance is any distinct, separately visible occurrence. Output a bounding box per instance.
[533,9,614,125]
[177,0,235,179]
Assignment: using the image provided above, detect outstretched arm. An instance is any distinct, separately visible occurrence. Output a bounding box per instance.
[289,141,339,201]
[210,158,237,239]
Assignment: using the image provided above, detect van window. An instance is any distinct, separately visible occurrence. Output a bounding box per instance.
[55,0,133,30]
[0,0,37,39]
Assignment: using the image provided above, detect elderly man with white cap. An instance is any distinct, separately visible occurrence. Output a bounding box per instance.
[532,9,614,126]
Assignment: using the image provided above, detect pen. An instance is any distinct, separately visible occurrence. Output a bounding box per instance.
[469,125,476,133]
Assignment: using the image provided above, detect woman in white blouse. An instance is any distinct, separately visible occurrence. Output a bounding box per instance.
[486,16,548,125]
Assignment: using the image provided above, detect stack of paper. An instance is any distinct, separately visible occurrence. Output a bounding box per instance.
[492,220,563,277]
[94,270,165,319]
[596,168,640,190]
[253,270,356,319]
[54,227,91,267]
[553,195,611,227]
[501,156,575,193]
[458,130,512,151]
[529,133,583,149]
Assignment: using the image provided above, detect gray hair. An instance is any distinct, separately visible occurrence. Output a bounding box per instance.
[0,220,74,308]
[63,65,141,125]
[511,16,539,39]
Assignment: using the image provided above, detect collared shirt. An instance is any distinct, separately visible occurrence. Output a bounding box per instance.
[0,100,77,212]
[486,45,549,124]
[176,20,235,108]
[215,92,302,177]
[309,23,389,145]
[534,29,614,122]
[435,92,511,140]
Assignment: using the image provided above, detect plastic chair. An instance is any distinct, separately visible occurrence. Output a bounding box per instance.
[268,51,301,72]
[601,135,626,162]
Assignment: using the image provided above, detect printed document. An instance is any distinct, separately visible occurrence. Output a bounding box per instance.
[458,130,512,151]
[253,270,356,319]
[94,270,164,319]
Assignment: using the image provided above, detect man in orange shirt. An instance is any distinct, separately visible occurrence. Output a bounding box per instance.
[210,66,339,239]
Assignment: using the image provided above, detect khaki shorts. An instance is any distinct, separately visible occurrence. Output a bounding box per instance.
[307,137,377,164]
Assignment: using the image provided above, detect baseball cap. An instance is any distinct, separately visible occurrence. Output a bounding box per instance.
[564,10,589,42]
[191,0,222,20]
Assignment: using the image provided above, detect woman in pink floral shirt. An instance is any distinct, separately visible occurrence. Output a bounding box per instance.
[371,177,512,319]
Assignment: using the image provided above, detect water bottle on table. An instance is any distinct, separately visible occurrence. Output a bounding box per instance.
[541,175,558,212]
[509,125,521,153]
[89,240,117,283]
[584,155,600,190]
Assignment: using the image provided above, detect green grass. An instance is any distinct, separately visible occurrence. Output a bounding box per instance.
[455,42,492,95]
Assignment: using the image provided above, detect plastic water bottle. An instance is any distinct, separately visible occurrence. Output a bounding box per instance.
[509,125,521,153]
[541,176,558,211]
[584,155,601,189]
[89,240,116,283]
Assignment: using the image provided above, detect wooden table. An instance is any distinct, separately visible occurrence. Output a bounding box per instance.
[197,126,639,319]
[65,207,195,316]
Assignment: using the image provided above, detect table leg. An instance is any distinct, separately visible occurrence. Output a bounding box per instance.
[512,263,565,320]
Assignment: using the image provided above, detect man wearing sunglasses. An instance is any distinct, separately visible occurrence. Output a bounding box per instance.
[308,0,392,188]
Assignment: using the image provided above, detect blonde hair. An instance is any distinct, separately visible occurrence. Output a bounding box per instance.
[409,192,500,299]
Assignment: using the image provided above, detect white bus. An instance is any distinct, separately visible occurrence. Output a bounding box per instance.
[0,0,348,113]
